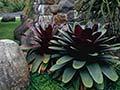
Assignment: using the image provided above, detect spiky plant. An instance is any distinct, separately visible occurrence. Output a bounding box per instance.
[26,23,53,73]
[49,23,120,89]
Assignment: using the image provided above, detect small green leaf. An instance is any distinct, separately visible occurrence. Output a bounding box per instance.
[102,36,116,43]
[43,54,50,63]
[73,60,86,69]
[95,27,107,42]
[50,40,59,45]
[31,55,43,73]
[101,64,119,82]
[56,56,73,65]
[89,53,98,56]
[51,54,61,59]
[62,68,76,83]
[87,63,103,84]
[73,78,80,90]
[58,40,67,45]
[50,64,65,71]
[80,70,93,88]
[49,46,65,51]
[26,50,36,63]
[103,47,120,51]
[95,82,104,90]
[110,43,120,47]
[59,30,72,41]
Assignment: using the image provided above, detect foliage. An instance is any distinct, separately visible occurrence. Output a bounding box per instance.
[49,23,120,89]
[75,0,120,35]
[26,23,54,73]
[23,0,34,18]
[27,73,67,90]
[0,0,25,13]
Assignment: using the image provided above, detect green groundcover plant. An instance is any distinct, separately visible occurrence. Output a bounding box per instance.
[27,73,67,90]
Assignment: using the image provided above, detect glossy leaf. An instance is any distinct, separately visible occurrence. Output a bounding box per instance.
[56,56,73,65]
[59,30,72,41]
[73,60,86,69]
[49,46,65,51]
[50,64,65,71]
[101,65,119,82]
[31,55,43,73]
[43,54,50,64]
[95,82,104,90]
[87,63,103,84]
[62,68,76,83]
[80,70,93,88]
[50,40,60,45]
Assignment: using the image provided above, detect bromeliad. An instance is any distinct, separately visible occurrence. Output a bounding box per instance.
[49,23,120,89]
[26,23,53,73]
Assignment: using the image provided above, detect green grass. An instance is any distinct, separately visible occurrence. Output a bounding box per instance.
[0,18,21,40]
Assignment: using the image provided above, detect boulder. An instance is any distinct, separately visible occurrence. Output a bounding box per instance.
[0,39,29,90]
[1,15,16,22]
[58,0,74,13]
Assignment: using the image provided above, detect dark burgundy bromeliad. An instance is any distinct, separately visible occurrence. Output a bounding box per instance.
[49,23,120,89]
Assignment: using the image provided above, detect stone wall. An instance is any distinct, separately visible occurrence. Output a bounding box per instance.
[33,0,75,25]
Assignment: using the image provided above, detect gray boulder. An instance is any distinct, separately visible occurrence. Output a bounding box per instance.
[0,39,29,90]
[58,0,74,13]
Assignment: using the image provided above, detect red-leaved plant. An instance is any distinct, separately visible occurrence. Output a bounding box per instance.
[26,22,53,73]
[49,23,120,90]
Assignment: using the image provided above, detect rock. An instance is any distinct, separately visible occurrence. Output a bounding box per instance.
[21,30,35,47]
[1,15,16,22]
[67,10,74,21]
[0,39,29,90]
[58,0,74,13]
[14,19,33,43]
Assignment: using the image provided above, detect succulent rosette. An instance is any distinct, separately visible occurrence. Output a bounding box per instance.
[26,23,53,73]
[49,23,120,89]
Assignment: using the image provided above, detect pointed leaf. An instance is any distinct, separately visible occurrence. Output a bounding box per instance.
[87,63,103,84]
[43,54,50,63]
[58,40,67,45]
[102,47,120,51]
[59,30,72,41]
[73,78,80,90]
[80,70,93,88]
[73,60,86,69]
[95,27,107,42]
[31,55,43,73]
[101,65,119,82]
[102,36,116,43]
[49,46,65,51]
[26,49,36,63]
[50,40,59,45]
[26,52,36,63]
[56,56,73,65]
[95,82,104,90]
[62,68,76,83]
[39,63,48,73]
[51,54,61,59]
